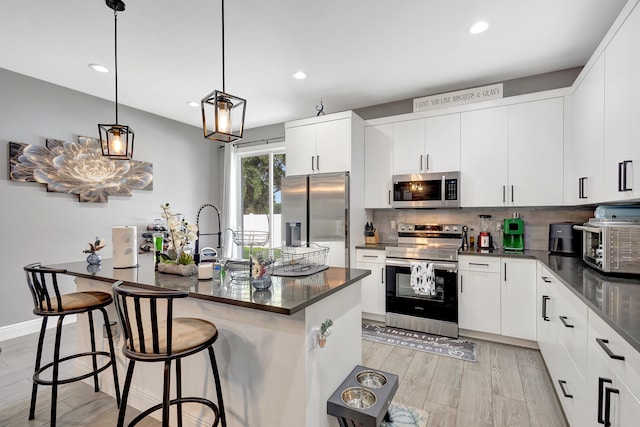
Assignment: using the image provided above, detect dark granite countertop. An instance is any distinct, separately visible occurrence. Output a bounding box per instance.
[459,250,640,352]
[48,253,371,316]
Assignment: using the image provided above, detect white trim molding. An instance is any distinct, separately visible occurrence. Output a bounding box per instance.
[0,315,76,342]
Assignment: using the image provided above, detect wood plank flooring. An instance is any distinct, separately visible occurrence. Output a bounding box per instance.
[1,324,567,426]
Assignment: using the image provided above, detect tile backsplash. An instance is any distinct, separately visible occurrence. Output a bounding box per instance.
[368,206,594,250]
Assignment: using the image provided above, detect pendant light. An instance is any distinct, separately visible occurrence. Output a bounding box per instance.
[201,0,246,143]
[99,0,134,160]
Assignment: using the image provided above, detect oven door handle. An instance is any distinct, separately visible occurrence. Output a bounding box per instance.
[386,259,458,271]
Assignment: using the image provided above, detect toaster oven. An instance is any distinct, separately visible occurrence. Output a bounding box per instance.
[574,219,640,274]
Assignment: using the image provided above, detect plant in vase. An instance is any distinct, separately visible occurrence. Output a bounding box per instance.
[156,203,199,276]
[318,318,333,348]
[83,236,105,265]
[250,251,273,290]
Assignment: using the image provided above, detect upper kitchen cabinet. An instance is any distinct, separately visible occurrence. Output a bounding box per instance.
[565,54,605,205]
[603,5,640,201]
[285,111,364,176]
[461,98,564,207]
[460,106,509,207]
[364,124,394,208]
[393,114,460,175]
[508,97,564,206]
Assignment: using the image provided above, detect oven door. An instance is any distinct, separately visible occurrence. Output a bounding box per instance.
[385,258,458,323]
[574,225,604,271]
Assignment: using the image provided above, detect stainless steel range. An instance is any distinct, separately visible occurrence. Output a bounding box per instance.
[385,223,462,338]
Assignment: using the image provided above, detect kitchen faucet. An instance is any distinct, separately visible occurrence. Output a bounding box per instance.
[194,203,222,263]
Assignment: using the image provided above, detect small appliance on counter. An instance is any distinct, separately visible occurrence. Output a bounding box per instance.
[478,215,493,249]
[503,213,524,251]
[575,216,640,274]
[548,222,582,256]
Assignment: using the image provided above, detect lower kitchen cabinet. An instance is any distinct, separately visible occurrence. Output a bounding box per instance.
[458,256,501,334]
[501,258,537,340]
[355,249,386,317]
[587,339,640,427]
[536,263,560,364]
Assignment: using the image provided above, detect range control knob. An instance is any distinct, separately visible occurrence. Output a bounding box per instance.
[452,226,459,232]
[407,224,414,231]
[399,224,406,231]
[444,225,450,232]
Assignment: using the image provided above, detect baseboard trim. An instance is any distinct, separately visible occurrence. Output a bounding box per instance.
[459,329,539,349]
[0,316,77,342]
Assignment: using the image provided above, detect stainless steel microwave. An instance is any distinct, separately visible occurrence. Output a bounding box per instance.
[391,172,460,208]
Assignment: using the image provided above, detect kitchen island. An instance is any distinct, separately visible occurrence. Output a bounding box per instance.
[48,254,370,427]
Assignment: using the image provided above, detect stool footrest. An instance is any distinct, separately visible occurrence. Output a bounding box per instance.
[33,351,114,386]
[129,397,221,427]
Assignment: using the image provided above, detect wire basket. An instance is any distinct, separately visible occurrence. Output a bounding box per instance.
[268,243,329,274]
[227,228,270,247]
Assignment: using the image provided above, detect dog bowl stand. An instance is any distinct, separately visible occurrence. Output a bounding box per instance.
[327,365,399,427]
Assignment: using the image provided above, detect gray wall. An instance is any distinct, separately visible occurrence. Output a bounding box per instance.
[0,68,221,329]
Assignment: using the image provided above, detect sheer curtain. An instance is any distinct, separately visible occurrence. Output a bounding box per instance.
[221,144,241,259]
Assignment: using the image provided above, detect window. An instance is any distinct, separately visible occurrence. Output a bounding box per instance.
[239,149,285,256]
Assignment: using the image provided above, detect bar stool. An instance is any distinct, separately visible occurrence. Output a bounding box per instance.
[111,281,226,427]
[23,263,121,426]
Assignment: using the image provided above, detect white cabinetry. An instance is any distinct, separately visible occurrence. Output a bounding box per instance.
[364,124,394,208]
[501,258,537,340]
[355,249,386,318]
[565,54,605,204]
[458,256,536,340]
[508,98,564,206]
[536,264,560,371]
[461,99,564,207]
[458,256,501,334]
[393,114,460,175]
[603,5,640,201]
[460,107,509,207]
[285,111,363,176]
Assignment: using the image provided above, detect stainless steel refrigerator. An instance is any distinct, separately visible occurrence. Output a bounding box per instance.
[281,172,349,268]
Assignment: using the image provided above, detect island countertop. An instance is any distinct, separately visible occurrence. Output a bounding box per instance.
[48,253,371,316]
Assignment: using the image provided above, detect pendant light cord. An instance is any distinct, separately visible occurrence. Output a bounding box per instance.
[114,8,119,124]
[221,0,225,92]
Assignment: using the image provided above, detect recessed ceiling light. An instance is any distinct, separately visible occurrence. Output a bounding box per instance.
[469,21,489,34]
[187,101,200,107]
[292,71,307,80]
[88,63,110,73]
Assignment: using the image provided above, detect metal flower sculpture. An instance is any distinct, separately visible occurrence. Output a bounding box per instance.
[9,137,152,203]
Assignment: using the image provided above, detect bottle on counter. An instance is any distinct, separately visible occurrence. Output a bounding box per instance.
[469,228,475,248]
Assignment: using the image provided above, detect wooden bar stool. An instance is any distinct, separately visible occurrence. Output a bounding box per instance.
[111,281,226,427]
[23,263,121,426]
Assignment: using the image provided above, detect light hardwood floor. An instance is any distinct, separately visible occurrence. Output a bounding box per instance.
[1,325,567,426]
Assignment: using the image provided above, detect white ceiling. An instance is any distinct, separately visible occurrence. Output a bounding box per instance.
[0,0,629,130]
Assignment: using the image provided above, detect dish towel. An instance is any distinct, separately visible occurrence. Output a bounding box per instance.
[410,262,436,296]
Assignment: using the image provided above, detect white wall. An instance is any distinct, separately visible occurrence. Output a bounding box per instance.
[0,68,222,328]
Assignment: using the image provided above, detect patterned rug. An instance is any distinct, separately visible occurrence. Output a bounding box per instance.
[362,322,477,362]
[382,402,429,427]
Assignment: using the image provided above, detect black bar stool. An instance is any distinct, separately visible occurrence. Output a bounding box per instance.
[111,281,226,427]
[23,263,121,426]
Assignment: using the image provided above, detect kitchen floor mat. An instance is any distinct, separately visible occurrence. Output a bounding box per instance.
[362,322,477,362]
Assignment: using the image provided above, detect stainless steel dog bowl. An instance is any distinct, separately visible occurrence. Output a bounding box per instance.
[341,387,377,409]
[355,370,388,388]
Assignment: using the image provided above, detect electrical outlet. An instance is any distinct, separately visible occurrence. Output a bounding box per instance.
[390,220,396,229]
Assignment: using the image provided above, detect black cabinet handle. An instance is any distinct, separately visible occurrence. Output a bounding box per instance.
[542,295,550,321]
[511,185,514,203]
[316,155,320,171]
[502,185,506,203]
[311,156,315,171]
[622,160,632,191]
[460,275,463,293]
[426,154,430,170]
[618,162,624,192]
[559,315,574,328]
[604,386,620,427]
[596,338,625,361]
[557,380,573,398]
[504,263,507,282]
[388,190,391,205]
[598,377,613,424]
[420,154,423,171]
[541,276,552,283]
[381,267,384,284]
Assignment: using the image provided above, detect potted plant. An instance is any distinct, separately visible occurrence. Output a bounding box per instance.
[318,318,333,348]
[83,236,106,265]
[156,203,199,276]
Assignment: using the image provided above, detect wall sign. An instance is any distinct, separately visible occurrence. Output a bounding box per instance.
[413,83,503,112]
[8,136,153,203]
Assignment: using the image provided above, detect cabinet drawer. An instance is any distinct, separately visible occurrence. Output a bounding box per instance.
[356,249,385,263]
[459,256,501,273]
[551,345,588,427]
[557,284,589,379]
[589,308,640,400]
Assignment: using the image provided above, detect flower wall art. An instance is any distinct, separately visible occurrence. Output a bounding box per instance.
[8,136,153,203]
